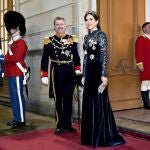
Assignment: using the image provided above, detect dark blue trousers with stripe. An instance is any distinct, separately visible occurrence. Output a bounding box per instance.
[8,76,25,122]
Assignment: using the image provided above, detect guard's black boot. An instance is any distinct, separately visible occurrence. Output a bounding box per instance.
[7,120,16,126]
[141,91,150,109]
[12,122,26,128]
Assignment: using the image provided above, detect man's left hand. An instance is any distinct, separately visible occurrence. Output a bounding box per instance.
[75,70,82,75]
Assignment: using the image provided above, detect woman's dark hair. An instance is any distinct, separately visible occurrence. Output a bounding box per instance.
[84,10,101,30]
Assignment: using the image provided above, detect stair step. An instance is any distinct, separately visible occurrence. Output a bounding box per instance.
[116,118,150,140]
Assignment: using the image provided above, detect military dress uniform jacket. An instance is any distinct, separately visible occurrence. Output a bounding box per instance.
[5,39,28,77]
[135,35,150,81]
[41,34,80,77]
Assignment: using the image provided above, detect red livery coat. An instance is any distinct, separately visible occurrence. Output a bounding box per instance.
[4,39,27,77]
[135,35,150,81]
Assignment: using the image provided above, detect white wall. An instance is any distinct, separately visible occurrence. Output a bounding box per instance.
[146,0,150,21]
[76,0,90,67]
[20,0,77,50]
[15,0,80,116]
[91,0,96,11]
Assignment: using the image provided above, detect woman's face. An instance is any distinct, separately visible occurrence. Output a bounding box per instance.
[85,14,98,31]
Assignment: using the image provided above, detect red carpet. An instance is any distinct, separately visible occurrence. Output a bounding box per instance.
[0,128,149,150]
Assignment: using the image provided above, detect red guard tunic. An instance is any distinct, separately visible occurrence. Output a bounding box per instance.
[5,39,27,77]
[135,35,150,81]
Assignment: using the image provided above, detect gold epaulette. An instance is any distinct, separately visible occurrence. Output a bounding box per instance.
[71,35,78,43]
[43,37,51,45]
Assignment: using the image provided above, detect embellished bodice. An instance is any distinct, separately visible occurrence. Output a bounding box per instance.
[83,30,108,77]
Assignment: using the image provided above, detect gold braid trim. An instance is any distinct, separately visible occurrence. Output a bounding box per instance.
[71,35,78,43]
[51,67,58,125]
[43,37,51,45]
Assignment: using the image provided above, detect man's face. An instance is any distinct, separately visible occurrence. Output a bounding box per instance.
[9,26,20,36]
[54,19,66,35]
[143,24,150,34]
[10,28,18,35]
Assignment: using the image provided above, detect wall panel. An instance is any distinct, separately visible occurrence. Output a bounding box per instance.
[98,0,145,110]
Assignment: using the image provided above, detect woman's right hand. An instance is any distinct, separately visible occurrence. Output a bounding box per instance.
[101,76,108,86]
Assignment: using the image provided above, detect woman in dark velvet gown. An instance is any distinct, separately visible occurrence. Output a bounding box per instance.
[81,10,126,148]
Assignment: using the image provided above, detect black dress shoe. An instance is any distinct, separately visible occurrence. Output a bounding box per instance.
[54,128,63,135]
[12,122,26,128]
[7,120,16,126]
[63,126,77,132]
[143,105,150,109]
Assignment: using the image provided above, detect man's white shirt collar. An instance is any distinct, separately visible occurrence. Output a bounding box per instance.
[8,35,22,45]
[144,34,150,39]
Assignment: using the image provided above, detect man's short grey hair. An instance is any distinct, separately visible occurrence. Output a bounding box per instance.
[54,16,65,25]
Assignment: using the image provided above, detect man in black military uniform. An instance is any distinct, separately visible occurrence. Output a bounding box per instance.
[41,16,81,135]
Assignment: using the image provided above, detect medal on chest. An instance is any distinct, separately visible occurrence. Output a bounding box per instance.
[88,39,97,50]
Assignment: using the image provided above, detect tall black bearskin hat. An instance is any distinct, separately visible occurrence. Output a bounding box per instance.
[4,11,26,36]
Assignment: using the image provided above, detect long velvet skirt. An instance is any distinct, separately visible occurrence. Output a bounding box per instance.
[81,61,126,147]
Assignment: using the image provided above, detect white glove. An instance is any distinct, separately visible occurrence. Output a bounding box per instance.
[81,77,85,85]
[75,70,82,75]
[1,73,4,78]
[41,77,49,85]
[137,65,144,72]
[0,50,4,61]
[0,49,3,55]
